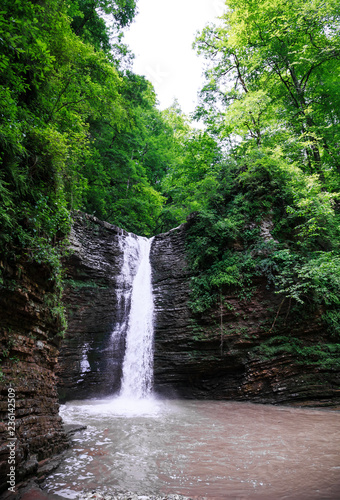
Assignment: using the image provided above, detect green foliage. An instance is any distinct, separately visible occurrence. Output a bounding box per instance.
[255,336,340,369]
[323,310,340,338]
[195,0,340,183]
[0,0,176,252]
[183,0,340,361]
[79,75,172,236]
[185,210,259,312]
[161,128,224,227]
[272,251,340,305]
[0,0,140,334]
[184,145,340,340]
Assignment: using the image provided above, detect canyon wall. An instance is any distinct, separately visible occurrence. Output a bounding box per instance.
[152,226,339,404]
[59,213,340,407]
[0,259,69,494]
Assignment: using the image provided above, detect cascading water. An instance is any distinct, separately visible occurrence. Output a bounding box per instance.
[111,233,140,347]
[115,234,155,399]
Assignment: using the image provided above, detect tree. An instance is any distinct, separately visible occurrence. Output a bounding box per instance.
[195,0,340,183]
[68,0,136,64]
[0,0,137,260]
[185,0,340,343]
[80,74,180,235]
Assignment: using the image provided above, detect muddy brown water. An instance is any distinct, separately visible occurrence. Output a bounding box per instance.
[43,398,340,499]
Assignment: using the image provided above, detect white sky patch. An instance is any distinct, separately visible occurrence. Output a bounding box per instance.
[123,0,225,115]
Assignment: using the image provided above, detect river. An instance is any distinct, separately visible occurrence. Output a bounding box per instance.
[43,397,340,499]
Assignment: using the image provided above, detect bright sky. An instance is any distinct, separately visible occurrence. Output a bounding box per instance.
[123,0,225,115]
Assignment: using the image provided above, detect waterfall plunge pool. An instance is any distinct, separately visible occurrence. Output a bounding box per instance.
[43,397,340,500]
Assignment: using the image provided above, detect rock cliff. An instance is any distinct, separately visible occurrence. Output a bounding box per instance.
[151,223,339,405]
[0,258,69,495]
[59,213,340,407]
[58,212,127,401]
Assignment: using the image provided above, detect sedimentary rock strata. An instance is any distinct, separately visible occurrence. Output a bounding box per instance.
[0,259,68,494]
[58,213,340,406]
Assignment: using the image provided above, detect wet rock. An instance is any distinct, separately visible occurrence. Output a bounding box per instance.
[35,454,66,484]
[63,424,87,438]
[3,479,61,500]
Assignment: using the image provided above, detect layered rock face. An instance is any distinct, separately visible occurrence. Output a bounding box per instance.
[59,214,193,401]
[0,259,68,494]
[58,213,340,407]
[151,223,339,405]
[58,212,127,401]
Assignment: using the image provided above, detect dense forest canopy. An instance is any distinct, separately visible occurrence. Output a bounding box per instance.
[0,0,339,343]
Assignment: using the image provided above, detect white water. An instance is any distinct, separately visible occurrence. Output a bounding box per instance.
[117,235,155,399]
[110,234,140,350]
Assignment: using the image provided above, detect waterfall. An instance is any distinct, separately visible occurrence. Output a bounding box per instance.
[112,233,140,341]
[116,234,155,399]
